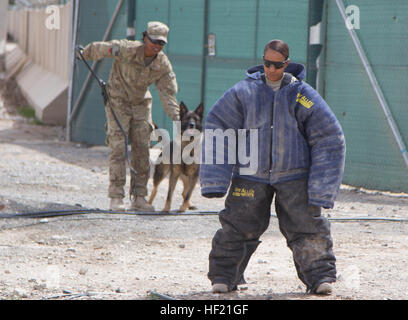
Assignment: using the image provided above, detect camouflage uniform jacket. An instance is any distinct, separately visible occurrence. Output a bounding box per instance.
[82,39,180,121]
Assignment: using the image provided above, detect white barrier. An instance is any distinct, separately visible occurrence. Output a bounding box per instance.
[6,3,71,125]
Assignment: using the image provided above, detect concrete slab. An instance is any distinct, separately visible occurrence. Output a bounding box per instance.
[5,43,68,125]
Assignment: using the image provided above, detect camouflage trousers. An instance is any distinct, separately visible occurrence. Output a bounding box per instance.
[208,177,336,293]
[105,97,153,199]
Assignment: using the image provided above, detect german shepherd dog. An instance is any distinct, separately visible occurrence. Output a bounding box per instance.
[149,101,204,212]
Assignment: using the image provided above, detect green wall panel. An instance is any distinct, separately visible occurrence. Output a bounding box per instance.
[321,0,408,192]
[204,63,252,112]
[71,0,127,145]
[168,1,204,56]
[257,0,309,63]
[207,0,257,59]
[135,0,169,38]
[204,0,309,113]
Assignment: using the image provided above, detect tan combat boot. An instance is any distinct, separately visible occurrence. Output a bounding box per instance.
[130,196,155,212]
[109,198,126,211]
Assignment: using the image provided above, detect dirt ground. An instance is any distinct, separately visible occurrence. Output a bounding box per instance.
[0,81,408,301]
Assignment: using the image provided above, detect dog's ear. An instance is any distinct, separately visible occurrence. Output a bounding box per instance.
[195,102,204,118]
[179,101,188,117]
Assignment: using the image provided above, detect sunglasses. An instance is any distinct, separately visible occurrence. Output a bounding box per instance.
[147,34,166,46]
[263,57,288,69]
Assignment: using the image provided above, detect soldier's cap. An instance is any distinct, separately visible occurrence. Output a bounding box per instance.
[147,21,169,44]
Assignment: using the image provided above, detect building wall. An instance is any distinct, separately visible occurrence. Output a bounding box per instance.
[320,0,408,192]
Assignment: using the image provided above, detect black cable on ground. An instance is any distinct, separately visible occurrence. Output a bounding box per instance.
[0,209,220,219]
[0,209,407,222]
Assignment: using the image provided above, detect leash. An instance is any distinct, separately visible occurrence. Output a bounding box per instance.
[75,46,137,200]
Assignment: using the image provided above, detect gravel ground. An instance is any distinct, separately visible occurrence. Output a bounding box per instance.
[0,81,408,300]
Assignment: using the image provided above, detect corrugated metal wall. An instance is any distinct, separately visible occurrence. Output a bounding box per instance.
[319,0,408,192]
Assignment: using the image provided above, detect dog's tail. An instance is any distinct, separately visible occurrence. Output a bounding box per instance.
[150,121,159,179]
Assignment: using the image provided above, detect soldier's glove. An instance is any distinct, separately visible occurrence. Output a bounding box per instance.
[202,192,225,199]
[75,45,85,60]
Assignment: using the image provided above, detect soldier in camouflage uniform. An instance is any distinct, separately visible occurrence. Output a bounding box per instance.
[80,21,180,211]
